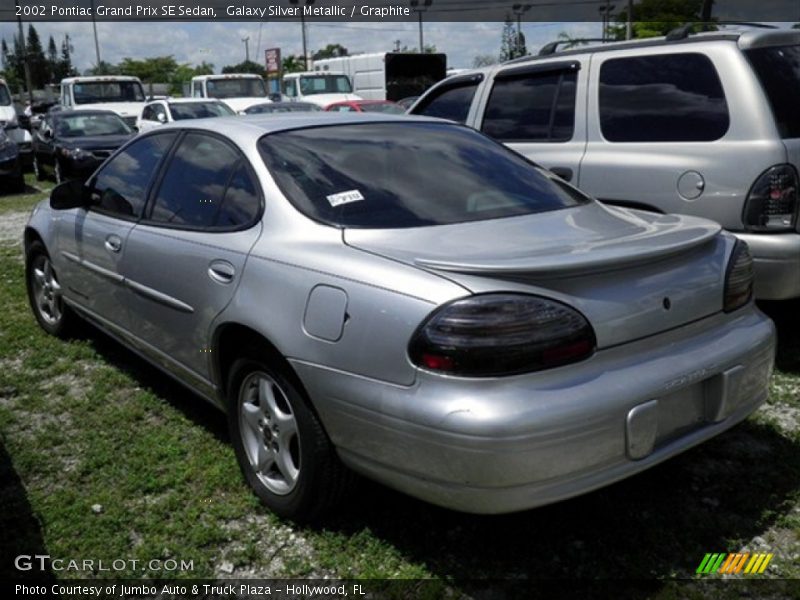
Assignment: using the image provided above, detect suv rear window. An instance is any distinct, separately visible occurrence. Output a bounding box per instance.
[598,53,729,142]
[259,122,588,229]
[745,45,800,139]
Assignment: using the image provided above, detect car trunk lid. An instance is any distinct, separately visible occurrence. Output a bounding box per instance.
[345,202,728,349]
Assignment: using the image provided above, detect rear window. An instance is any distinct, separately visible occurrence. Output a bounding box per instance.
[259,122,588,229]
[599,53,729,142]
[745,45,800,139]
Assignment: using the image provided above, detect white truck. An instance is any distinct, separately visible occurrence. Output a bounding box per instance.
[0,78,33,167]
[281,71,361,108]
[189,74,271,113]
[59,75,147,129]
[311,52,447,101]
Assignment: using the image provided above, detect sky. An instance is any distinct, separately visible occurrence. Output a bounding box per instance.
[0,20,603,72]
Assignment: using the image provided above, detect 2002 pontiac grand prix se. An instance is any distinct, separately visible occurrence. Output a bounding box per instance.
[24,113,776,521]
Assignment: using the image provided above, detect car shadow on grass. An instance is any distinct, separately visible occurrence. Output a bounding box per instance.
[0,441,55,582]
[320,418,799,588]
[759,300,800,374]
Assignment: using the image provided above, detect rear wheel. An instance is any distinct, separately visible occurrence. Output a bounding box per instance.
[227,356,350,521]
[25,241,76,337]
[54,160,63,184]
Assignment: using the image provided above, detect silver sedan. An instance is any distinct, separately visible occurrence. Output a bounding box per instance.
[24,113,776,520]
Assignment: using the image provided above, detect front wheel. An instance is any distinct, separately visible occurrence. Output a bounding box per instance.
[227,357,350,521]
[25,240,76,337]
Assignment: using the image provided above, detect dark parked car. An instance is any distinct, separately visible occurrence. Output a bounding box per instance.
[0,127,24,193]
[32,109,134,183]
[242,102,321,115]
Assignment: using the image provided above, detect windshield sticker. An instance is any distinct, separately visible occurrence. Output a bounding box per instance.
[326,190,365,207]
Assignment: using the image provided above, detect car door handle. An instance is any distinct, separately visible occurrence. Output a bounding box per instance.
[104,235,122,253]
[208,260,235,284]
[550,166,573,182]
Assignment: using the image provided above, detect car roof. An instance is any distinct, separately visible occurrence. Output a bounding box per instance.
[52,109,121,119]
[61,76,141,83]
[158,111,442,139]
[156,98,226,104]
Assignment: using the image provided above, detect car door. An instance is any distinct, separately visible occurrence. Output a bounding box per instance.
[35,115,57,173]
[54,132,177,335]
[120,131,263,394]
[475,60,588,184]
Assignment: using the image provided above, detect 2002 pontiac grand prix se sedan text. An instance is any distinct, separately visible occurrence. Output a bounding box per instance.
[23,113,776,521]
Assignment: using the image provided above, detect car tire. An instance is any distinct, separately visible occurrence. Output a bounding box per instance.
[12,170,25,193]
[32,154,44,181]
[227,355,350,522]
[54,160,63,184]
[25,240,76,338]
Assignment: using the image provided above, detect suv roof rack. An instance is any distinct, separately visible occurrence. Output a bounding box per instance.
[538,38,608,57]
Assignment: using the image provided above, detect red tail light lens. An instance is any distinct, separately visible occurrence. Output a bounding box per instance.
[724,241,754,313]
[743,164,798,232]
[409,294,596,377]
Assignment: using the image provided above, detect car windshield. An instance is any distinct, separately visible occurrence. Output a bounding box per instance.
[360,103,406,114]
[0,85,11,106]
[73,81,145,104]
[205,78,267,99]
[259,122,588,229]
[55,113,132,137]
[168,102,235,120]
[745,44,800,139]
[298,75,352,95]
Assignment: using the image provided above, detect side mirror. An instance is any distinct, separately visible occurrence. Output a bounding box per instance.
[156,113,166,123]
[50,179,89,210]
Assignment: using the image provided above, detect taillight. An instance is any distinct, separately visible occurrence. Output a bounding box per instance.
[408,293,596,377]
[724,241,754,313]
[743,164,798,232]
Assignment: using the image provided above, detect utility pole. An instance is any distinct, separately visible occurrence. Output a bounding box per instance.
[90,0,101,69]
[409,0,433,53]
[242,37,250,62]
[512,4,531,57]
[13,0,34,104]
[598,1,615,41]
[626,0,633,39]
[289,0,315,70]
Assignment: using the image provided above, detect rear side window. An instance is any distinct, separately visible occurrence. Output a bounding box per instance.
[149,133,260,229]
[412,80,479,124]
[599,53,729,142]
[745,45,800,139]
[482,70,577,142]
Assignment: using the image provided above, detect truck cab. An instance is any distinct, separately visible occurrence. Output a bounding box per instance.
[60,76,146,129]
[189,74,270,113]
[0,78,33,165]
[282,71,361,108]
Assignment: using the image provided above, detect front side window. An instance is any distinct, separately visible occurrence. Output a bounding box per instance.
[412,81,479,124]
[298,75,352,95]
[73,81,145,104]
[745,45,800,139]
[482,70,577,142]
[259,122,588,229]
[90,133,177,218]
[205,78,267,99]
[149,133,260,229]
[598,53,729,142]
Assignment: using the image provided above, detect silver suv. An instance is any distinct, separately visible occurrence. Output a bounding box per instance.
[411,28,800,300]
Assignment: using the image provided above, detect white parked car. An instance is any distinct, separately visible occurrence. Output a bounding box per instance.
[136,98,235,132]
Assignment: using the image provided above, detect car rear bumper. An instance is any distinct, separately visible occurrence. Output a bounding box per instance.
[291,308,775,514]
[0,154,21,178]
[735,232,800,300]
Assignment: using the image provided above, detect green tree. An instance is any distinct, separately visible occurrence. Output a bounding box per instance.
[312,43,348,60]
[86,61,120,76]
[221,60,265,76]
[500,16,524,61]
[26,25,49,87]
[46,36,58,83]
[58,35,77,80]
[169,62,214,95]
[118,56,179,82]
[609,0,717,40]
[281,55,305,74]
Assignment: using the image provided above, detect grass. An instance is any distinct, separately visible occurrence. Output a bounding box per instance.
[0,173,52,215]
[1,185,799,596]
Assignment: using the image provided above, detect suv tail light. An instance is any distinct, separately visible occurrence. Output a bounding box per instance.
[743,164,798,232]
[724,241,754,313]
[408,294,596,377]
